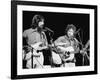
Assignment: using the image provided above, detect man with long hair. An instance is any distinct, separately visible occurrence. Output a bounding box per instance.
[23,14,48,69]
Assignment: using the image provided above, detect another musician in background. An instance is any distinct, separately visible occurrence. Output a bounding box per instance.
[80,40,90,66]
[23,15,48,69]
[54,24,80,67]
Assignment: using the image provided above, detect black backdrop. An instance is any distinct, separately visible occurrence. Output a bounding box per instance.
[23,11,89,45]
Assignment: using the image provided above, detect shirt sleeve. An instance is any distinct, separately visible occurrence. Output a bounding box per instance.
[23,30,28,38]
[28,32,39,45]
[23,29,38,45]
[54,36,64,44]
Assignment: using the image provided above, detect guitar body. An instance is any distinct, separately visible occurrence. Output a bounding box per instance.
[33,51,44,68]
[52,51,62,65]
[30,42,47,68]
[57,46,75,60]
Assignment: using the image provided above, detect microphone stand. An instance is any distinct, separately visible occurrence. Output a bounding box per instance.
[76,31,83,66]
[47,30,63,67]
[44,28,54,67]
[77,29,85,66]
[49,31,54,67]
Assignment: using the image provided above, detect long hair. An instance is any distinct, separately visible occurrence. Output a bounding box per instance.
[31,14,44,28]
[65,24,76,37]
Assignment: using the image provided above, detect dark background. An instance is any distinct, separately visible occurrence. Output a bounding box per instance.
[23,11,89,45]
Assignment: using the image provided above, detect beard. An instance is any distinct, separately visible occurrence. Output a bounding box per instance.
[37,25,44,32]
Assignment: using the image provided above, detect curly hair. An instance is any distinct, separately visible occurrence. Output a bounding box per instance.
[65,24,76,35]
[31,14,44,28]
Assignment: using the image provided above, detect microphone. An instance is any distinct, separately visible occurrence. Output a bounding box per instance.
[75,29,80,34]
[45,27,54,33]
